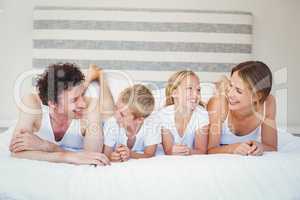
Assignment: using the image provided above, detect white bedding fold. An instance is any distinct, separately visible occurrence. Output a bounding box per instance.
[1,127,300,200]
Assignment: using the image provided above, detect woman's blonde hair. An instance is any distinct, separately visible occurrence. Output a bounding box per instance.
[165,70,205,107]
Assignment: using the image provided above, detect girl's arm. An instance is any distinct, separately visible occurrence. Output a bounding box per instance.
[162,128,190,155]
[162,129,174,155]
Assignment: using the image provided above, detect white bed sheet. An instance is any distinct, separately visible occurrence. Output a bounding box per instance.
[0,126,300,200]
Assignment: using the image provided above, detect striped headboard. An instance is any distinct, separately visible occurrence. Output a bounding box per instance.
[33,6,253,87]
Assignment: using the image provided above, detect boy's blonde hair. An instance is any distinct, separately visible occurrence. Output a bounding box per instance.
[119,84,155,118]
[165,70,205,107]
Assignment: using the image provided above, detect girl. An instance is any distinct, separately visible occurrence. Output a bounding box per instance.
[207,61,277,156]
[159,70,209,155]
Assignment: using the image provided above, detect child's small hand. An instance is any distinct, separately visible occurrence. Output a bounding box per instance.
[172,144,190,156]
[109,151,122,162]
[116,144,130,161]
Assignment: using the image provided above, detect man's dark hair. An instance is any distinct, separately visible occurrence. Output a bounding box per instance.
[36,63,85,105]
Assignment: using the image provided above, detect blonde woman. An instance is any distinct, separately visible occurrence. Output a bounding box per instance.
[207,61,277,156]
[158,70,209,155]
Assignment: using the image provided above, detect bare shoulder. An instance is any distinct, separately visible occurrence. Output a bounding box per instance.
[264,94,276,117]
[207,95,228,122]
[19,93,42,113]
[15,94,42,133]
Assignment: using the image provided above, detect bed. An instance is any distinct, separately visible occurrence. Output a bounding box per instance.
[1,6,299,200]
[1,126,300,200]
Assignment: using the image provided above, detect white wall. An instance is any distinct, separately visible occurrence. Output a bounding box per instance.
[0,0,299,132]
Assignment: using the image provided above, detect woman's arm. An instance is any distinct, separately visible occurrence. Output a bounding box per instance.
[192,125,209,154]
[260,95,278,151]
[207,96,240,154]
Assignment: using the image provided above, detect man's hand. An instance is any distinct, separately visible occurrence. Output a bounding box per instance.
[172,144,191,156]
[9,129,48,153]
[64,151,110,166]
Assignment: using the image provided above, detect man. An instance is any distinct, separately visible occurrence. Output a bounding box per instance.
[9,63,110,166]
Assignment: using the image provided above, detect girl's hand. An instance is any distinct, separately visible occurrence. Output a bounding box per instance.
[172,144,191,156]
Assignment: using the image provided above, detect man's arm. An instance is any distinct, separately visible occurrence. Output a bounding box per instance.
[11,151,110,166]
[82,97,103,152]
[84,65,115,120]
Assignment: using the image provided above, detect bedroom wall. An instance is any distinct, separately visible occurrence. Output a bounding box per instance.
[0,0,299,133]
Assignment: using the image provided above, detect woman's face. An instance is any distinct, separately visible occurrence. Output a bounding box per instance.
[172,75,201,111]
[227,71,256,111]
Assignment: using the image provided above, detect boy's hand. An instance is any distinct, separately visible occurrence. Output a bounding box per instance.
[116,144,130,161]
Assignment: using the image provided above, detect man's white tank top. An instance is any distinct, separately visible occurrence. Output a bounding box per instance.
[37,105,84,151]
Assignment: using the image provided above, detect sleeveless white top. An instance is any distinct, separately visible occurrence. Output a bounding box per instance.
[220,104,265,145]
[37,105,84,151]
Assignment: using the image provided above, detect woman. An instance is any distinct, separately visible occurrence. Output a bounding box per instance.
[207,61,277,156]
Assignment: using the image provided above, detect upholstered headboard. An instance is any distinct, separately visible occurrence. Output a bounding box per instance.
[33,6,253,88]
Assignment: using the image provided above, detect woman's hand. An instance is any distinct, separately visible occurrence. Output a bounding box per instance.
[248,141,264,156]
[233,141,252,156]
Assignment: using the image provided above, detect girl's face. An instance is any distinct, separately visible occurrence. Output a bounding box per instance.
[227,71,257,111]
[172,75,201,111]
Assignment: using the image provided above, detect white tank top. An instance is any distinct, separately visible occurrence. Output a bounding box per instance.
[37,105,84,151]
[220,103,265,145]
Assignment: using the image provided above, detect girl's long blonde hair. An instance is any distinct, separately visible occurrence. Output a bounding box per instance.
[165,70,205,107]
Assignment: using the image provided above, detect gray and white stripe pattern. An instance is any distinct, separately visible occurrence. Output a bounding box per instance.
[33,6,253,84]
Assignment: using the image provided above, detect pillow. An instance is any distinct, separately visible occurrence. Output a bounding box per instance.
[84,71,216,111]
[84,70,133,102]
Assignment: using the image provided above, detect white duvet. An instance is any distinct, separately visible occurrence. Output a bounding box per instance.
[0,126,300,200]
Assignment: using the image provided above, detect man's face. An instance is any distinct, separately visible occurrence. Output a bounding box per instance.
[55,84,87,119]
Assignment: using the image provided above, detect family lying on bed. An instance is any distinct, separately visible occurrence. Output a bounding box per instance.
[8,61,278,166]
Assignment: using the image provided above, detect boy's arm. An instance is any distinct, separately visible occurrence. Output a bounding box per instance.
[129,144,157,159]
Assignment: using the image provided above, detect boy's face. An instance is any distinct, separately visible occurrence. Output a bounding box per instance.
[114,98,140,129]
